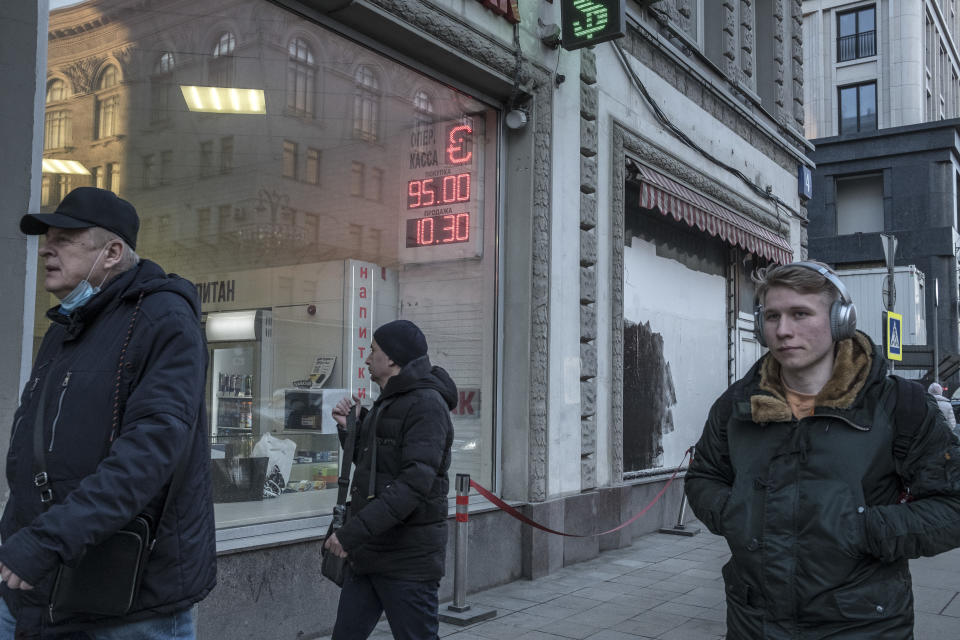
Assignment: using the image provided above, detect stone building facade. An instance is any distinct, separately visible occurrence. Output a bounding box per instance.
[3,0,809,637]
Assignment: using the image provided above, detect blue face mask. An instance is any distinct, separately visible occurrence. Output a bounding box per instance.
[58,247,109,316]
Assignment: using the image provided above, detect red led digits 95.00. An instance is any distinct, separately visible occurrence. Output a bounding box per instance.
[407,173,471,209]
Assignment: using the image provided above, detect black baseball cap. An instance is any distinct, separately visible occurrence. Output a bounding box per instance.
[21,187,139,250]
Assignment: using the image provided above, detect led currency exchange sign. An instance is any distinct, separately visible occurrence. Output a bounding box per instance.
[559,0,625,51]
[401,117,483,263]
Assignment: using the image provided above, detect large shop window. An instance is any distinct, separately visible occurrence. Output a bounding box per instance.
[39,0,500,531]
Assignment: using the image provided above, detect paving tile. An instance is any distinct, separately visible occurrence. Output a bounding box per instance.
[549,593,607,610]
[655,618,726,640]
[583,631,644,640]
[913,585,957,615]
[936,591,960,618]
[535,618,602,639]
[648,601,726,622]
[669,586,726,608]
[914,610,960,640]
[520,603,583,621]
[468,592,537,612]
[498,611,561,630]
[565,606,636,628]
[612,610,688,637]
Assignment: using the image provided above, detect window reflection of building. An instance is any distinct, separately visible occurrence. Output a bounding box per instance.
[413,89,433,127]
[353,65,380,141]
[95,65,120,139]
[42,0,499,529]
[282,140,297,179]
[287,37,316,117]
[44,110,71,150]
[200,140,214,177]
[151,52,175,124]
[106,162,120,194]
[209,32,236,86]
[305,148,321,185]
[44,79,71,150]
[220,136,233,174]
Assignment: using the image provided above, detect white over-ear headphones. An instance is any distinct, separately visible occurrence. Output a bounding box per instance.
[754,261,857,348]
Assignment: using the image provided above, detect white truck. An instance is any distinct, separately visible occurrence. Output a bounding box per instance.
[835,265,927,347]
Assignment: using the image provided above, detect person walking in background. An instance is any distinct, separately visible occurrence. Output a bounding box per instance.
[0,188,216,639]
[326,320,457,640]
[685,261,960,639]
[928,382,957,434]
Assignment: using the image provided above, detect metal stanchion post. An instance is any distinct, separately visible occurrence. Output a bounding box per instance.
[660,446,701,537]
[449,473,470,613]
[439,474,497,626]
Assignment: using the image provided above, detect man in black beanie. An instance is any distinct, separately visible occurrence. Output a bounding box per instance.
[327,319,457,640]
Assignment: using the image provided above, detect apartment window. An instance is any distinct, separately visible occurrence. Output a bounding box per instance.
[837,6,876,62]
[350,161,364,196]
[220,136,234,173]
[209,32,236,87]
[95,65,120,139]
[106,162,120,194]
[151,52,175,123]
[160,150,173,185]
[217,204,232,232]
[282,140,297,179]
[353,66,380,141]
[142,154,156,188]
[46,79,68,104]
[200,141,214,177]
[197,207,212,241]
[368,167,383,202]
[44,111,71,150]
[305,148,321,185]
[287,37,316,117]
[91,166,103,189]
[41,176,52,207]
[836,174,884,234]
[838,81,877,134]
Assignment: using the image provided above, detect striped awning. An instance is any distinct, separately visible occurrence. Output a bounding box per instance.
[634,164,793,265]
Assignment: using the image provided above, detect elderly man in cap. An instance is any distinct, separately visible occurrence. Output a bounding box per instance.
[0,187,216,638]
[326,319,457,640]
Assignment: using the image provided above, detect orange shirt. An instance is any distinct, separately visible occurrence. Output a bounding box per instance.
[784,385,817,419]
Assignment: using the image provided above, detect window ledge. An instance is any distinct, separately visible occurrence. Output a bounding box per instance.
[214,493,513,555]
[835,56,877,69]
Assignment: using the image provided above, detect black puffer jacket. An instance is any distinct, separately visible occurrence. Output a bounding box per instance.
[685,332,960,639]
[336,355,456,581]
[0,260,217,634]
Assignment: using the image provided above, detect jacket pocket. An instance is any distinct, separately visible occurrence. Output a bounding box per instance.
[833,571,911,621]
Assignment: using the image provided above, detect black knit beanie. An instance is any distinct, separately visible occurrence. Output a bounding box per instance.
[373,319,428,367]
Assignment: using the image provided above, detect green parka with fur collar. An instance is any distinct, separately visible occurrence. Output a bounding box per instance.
[685,332,960,640]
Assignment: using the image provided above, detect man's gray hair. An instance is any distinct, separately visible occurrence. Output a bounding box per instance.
[87,226,140,271]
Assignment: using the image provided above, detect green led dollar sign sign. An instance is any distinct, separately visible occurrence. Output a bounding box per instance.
[560,0,624,50]
[572,0,608,39]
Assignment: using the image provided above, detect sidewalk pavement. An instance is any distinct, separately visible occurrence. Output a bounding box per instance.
[323,521,960,640]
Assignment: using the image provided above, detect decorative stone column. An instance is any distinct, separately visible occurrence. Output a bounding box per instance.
[579,48,599,490]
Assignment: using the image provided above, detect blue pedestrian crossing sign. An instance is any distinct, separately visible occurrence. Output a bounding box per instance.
[885,311,903,361]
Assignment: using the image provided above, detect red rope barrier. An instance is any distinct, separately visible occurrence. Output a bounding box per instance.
[468,448,692,538]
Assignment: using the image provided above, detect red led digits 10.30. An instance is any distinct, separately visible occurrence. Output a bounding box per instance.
[407,173,471,209]
[405,213,470,247]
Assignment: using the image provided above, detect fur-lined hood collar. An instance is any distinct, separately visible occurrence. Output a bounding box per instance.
[743,332,883,424]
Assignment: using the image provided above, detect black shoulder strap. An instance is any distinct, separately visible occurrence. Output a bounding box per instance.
[335,411,359,507]
[890,375,926,460]
[365,396,397,500]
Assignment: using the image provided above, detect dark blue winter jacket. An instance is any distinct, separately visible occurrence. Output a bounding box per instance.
[335,355,457,581]
[0,259,216,634]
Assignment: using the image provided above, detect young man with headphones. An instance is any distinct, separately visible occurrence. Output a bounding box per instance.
[685,261,960,639]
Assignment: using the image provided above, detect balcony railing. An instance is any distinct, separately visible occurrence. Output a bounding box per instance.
[838,30,876,62]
